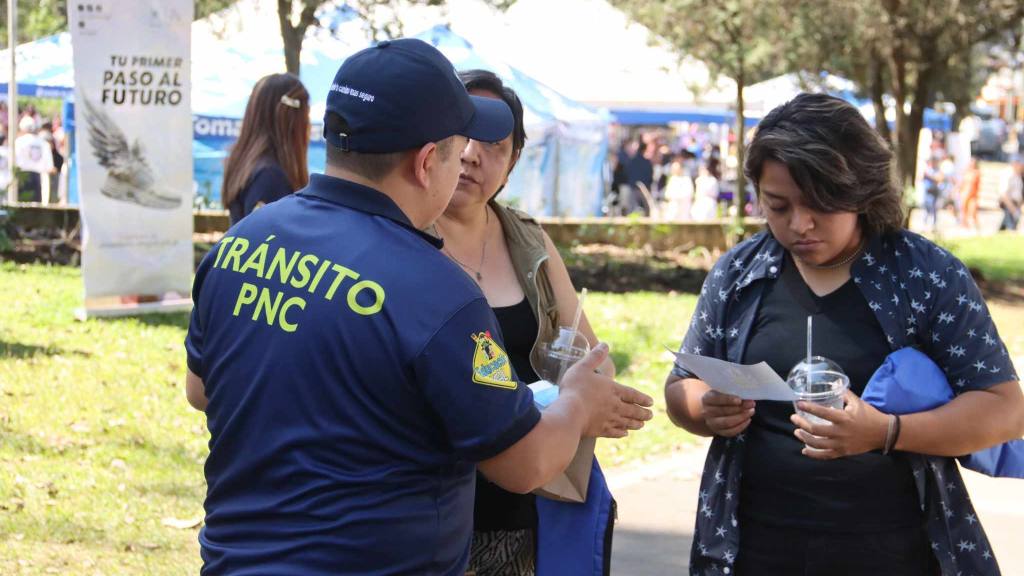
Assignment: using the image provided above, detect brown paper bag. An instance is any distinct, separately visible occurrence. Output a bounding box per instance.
[532,437,594,503]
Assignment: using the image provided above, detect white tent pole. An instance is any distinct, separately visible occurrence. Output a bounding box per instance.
[6,0,17,204]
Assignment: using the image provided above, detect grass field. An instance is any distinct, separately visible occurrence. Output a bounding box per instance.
[1,238,1022,572]
[0,264,204,574]
[938,232,1024,282]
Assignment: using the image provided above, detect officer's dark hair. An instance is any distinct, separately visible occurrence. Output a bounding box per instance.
[324,111,455,181]
[458,69,527,171]
[744,92,904,237]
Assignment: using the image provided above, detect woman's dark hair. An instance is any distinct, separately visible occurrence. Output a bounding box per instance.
[744,93,903,236]
[222,73,310,209]
[457,69,527,166]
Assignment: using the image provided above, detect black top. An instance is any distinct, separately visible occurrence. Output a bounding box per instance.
[740,253,921,532]
[474,297,540,532]
[228,162,294,225]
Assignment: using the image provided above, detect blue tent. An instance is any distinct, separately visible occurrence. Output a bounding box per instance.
[610,106,761,128]
[0,34,74,99]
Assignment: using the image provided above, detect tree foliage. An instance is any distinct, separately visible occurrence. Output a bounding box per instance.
[779,0,1024,185]
[275,0,512,74]
[614,0,1024,191]
[1,1,235,45]
[3,1,512,76]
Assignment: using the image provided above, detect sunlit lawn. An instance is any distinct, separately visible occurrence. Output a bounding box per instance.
[939,232,1024,282]
[0,264,205,574]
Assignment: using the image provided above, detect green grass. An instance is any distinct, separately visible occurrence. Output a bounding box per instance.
[587,292,701,466]
[938,233,1024,282]
[2,257,1022,573]
[0,263,206,575]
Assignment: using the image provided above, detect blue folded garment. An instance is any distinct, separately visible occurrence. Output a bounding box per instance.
[862,347,1023,479]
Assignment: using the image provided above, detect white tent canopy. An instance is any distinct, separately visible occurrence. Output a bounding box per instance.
[390,0,735,110]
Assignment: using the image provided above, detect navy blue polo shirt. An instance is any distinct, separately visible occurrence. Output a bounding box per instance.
[185,174,541,575]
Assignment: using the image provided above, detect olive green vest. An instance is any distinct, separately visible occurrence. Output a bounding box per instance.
[490,200,560,377]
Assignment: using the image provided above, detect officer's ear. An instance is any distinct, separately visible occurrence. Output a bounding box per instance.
[411,142,439,190]
[411,136,459,190]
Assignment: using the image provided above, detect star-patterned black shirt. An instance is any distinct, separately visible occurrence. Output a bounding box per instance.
[672,230,1019,576]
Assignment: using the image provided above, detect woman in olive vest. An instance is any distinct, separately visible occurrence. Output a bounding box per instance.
[433,70,616,576]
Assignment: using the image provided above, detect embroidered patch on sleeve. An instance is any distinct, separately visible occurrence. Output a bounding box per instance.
[471,331,516,389]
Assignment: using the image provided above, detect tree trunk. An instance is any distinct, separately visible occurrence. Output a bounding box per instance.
[283,29,302,74]
[905,65,937,187]
[869,52,892,145]
[734,74,746,228]
[277,0,319,75]
[884,16,913,187]
[894,106,918,188]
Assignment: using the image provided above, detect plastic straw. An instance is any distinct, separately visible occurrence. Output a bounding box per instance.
[806,316,813,366]
[571,288,587,339]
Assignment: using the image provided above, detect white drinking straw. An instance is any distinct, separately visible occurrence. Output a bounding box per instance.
[806,315,813,367]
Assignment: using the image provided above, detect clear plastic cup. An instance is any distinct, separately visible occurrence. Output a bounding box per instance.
[788,369,849,425]
[536,326,591,385]
[787,356,848,451]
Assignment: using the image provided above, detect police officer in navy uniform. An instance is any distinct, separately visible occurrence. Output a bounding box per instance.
[184,39,653,575]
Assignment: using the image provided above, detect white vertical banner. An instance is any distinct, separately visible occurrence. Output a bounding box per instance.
[70,1,194,315]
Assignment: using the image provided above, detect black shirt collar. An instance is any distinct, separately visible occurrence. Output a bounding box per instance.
[298,174,443,248]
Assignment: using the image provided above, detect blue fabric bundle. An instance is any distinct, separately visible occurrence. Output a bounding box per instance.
[862,347,1024,478]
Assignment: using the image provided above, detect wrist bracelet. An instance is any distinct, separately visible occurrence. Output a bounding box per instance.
[891,414,902,453]
[883,414,897,455]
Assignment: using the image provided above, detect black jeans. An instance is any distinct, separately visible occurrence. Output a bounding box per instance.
[735,516,937,576]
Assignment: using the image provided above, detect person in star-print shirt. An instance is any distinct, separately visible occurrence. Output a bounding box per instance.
[665,93,1024,576]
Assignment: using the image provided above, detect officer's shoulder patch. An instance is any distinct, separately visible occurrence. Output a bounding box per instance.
[471,331,516,389]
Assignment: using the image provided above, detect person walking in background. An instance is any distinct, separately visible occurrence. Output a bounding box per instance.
[221,73,310,225]
[623,140,654,215]
[922,157,943,232]
[939,154,958,224]
[690,163,719,221]
[0,133,11,193]
[959,157,982,233]
[39,121,62,204]
[609,146,628,216]
[999,159,1023,231]
[13,115,54,203]
[653,143,673,201]
[663,155,694,221]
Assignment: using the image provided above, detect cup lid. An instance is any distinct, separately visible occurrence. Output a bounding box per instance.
[787,355,845,382]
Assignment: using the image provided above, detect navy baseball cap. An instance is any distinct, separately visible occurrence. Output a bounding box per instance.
[324,38,514,153]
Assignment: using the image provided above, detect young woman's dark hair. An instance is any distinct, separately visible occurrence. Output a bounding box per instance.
[457,69,527,166]
[222,73,310,209]
[744,93,904,237]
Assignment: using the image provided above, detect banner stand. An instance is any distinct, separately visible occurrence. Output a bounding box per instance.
[70,1,195,318]
[74,296,192,321]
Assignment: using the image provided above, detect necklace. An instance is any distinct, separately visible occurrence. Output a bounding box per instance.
[434,208,489,282]
[798,239,865,270]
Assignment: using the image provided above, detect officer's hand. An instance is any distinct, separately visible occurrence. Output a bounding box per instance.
[701,390,754,438]
[559,343,654,438]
